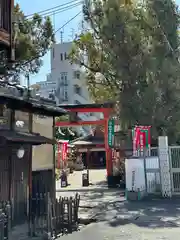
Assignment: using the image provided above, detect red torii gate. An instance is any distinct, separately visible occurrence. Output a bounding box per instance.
[55,102,115,186]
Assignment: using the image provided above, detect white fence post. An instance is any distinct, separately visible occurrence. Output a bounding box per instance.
[158,136,172,197]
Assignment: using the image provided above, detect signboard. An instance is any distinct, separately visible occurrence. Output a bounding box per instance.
[108,119,115,147]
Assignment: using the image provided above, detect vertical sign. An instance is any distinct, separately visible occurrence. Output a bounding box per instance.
[62,142,68,161]
[108,119,115,147]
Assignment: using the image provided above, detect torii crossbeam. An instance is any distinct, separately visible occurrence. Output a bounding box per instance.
[56,102,115,187]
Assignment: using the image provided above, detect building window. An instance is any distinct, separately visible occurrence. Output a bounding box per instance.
[60,72,68,85]
[62,86,68,101]
[52,48,55,59]
[74,85,81,95]
[0,105,10,129]
[64,74,67,84]
[73,70,80,79]
[64,52,67,60]
[64,91,68,100]
[60,53,63,61]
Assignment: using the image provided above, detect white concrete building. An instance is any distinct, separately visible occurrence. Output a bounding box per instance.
[51,42,102,135]
[36,41,102,135]
[36,74,56,100]
[50,42,89,104]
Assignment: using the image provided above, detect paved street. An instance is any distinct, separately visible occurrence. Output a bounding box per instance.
[56,169,122,219]
[59,198,180,240]
[56,169,107,191]
[56,169,180,240]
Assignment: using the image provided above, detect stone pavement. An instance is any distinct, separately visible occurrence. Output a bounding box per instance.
[56,169,107,191]
[56,169,180,239]
[58,198,180,240]
[56,169,123,220]
[56,183,123,220]
[12,166,180,240]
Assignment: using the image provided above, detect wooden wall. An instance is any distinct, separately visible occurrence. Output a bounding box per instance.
[32,115,54,171]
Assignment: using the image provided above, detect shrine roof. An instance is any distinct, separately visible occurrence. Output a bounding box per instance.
[58,102,114,109]
[71,140,104,146]
[70,128,104,146]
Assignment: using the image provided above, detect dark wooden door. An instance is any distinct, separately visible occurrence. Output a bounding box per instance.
[11,144,30,225]
[32,170,53,197]
[0,147,9,202]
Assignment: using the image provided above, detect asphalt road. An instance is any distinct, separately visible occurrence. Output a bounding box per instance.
[56,170,180,240]
[58,198,180,240]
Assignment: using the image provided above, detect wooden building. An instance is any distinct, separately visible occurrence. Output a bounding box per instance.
[0,93,67,226]
[0,0,14,60]
[32,102,57,200]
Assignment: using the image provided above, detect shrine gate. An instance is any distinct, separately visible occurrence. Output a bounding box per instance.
[55,102,116,187]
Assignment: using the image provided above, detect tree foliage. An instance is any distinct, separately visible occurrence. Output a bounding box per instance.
[0,4,55,82]
[69,0,180,143]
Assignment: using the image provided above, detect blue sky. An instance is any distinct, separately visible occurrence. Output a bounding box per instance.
[16,0,180,85]
[15,0,82,85]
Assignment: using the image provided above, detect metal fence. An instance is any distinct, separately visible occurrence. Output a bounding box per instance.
[150,147,158,157]
[0,202,11,240]
[150,146,180,194]
[169,146,180,193]
[29,193,80,239]
[146,156,161,194]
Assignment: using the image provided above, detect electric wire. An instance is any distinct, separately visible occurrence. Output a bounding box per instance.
[25,2,82,20]
[16,11,82,70]
[25,0,82,18]
[54,11,81,34]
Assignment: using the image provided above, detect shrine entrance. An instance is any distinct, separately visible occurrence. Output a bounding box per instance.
[71,126,106,169]
[56,102,116,187]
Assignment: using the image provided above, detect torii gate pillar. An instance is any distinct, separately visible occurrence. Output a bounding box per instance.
[56,103,115,187]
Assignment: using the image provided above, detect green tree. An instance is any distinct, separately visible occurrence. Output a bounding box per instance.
[145,0,180,141]
[0,4,55,81]
[70,0,153,124]
[69,0,180,143]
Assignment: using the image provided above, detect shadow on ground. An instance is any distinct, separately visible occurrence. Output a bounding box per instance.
[72,180,180,229]
[93,196,180,229]
[57,178,180,230]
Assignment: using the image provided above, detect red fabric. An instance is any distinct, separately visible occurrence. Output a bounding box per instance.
[58,142,61,169]
[134,125,151,149]
[62,142,68,161]
[141,131,146,148]
[135,127,141,148]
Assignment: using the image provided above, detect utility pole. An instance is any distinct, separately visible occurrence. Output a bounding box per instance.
[60,31,63,43]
